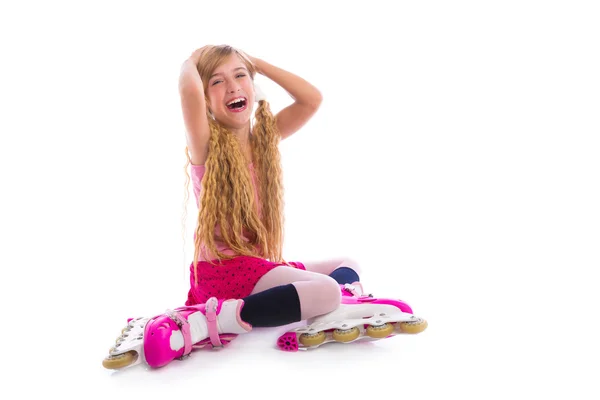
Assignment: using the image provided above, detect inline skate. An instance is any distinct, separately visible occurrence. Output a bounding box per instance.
[277,292,427,351]
[102,297,251,370]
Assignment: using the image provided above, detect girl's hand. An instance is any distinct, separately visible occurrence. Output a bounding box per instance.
[189,45,212,65]
[246,54,263,74]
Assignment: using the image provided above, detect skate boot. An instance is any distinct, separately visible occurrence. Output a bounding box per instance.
[277,295,427,351]
[102,297,251,370]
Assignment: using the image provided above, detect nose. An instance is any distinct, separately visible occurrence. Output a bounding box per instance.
[227,81,241,93]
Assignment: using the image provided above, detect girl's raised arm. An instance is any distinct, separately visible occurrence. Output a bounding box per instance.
[179,48,211,165]
[250,56,323,140]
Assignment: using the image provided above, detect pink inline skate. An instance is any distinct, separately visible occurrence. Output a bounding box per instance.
[103,297,251,370]
[277,288,427,351]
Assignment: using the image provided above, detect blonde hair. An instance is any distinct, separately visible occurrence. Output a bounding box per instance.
[182,45,290,285]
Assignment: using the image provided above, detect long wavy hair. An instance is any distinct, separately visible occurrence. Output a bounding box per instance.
[182,45,290,285]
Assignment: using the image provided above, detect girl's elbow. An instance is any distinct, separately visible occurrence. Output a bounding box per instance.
[309,90,323,110]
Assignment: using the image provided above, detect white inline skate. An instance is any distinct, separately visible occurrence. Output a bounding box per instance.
[103,297,251,370]
[277,291,427,351]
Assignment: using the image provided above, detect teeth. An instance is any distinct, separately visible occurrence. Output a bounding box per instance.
[227,98,245,106]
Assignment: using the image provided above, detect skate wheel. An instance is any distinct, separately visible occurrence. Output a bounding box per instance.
[102,351,138,370]
[366,323,394,339]
[299,331,326,347]
[398,318,428,334]
[332,327,360,343]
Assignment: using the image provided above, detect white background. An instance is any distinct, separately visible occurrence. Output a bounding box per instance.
[1,0,599,399]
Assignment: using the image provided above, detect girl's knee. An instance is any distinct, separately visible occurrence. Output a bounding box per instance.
[296,276,341,319]
[322,276,342,308]
[313,277,341,315]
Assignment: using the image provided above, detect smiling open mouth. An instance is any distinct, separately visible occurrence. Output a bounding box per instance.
[226,97,247,111]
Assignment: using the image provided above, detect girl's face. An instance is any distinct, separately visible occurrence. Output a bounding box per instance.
[206,54,255,129]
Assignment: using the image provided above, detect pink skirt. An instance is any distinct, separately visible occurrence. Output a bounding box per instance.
[185,256,305,305]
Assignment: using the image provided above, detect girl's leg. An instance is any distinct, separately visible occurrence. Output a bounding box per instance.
[242,267,341,325]
[239,258,362,328]
[302,257,362,284]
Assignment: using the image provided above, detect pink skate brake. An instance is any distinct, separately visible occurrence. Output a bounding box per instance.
[277,332,299,352]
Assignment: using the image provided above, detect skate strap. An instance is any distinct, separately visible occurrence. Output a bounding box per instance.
[205,297,223,348]
[167,310,193,357]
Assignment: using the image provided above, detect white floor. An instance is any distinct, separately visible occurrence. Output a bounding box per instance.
[3,2,599,398]
[14,264,598,400]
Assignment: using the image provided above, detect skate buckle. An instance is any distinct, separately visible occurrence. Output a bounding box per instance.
[343,284,356,295]
[205,297,224,349]
[166,309,193,357]
[166,310,185,328]
[358,296,375,302]
[205,298,219,323]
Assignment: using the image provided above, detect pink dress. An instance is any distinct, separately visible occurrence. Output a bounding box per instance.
[185,162,305,305]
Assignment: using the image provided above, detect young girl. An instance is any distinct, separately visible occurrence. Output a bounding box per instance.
[102,45,426,370]
[180,44,362,326]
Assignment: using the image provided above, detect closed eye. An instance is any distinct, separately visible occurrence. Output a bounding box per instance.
[212,74,244,85]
